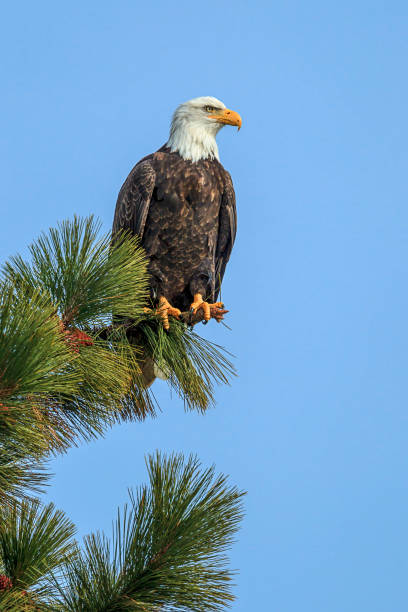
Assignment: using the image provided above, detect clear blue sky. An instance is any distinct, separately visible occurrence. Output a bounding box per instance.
[1,1,408,609]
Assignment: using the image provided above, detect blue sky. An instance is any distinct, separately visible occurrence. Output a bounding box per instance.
[1,1,408,609]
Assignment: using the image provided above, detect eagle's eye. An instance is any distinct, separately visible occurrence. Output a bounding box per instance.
[204,105,216,113]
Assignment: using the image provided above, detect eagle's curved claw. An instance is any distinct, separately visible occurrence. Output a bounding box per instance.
[211,307,229,322]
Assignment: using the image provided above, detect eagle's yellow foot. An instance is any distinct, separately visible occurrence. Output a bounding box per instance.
[190,293,227,323]
[156,296,181,331]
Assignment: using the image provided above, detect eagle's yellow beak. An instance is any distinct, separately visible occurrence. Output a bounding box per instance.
[210,108,242,130]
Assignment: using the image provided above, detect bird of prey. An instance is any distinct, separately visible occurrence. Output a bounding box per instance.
[112,96,241,329]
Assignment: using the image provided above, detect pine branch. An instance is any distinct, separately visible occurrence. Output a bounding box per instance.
[0,445,49,508]
[124,316,235,413]
[0,219,156,502]
[0,499,77,609]
[3,216,149,327]
[52,452,245,611]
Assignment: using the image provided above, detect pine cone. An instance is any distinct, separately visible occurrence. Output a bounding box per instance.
[59,320,94,353]
[70,329,94,348]
[0,574,12,590]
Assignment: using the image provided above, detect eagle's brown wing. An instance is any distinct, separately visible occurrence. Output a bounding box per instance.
[214,171,237,300]
[112,160,156,245]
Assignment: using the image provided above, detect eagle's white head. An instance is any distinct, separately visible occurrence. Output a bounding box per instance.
[167,96,242,163]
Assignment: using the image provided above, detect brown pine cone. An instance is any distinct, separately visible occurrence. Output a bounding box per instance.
[0,574,12,590]
[58,320,94,353]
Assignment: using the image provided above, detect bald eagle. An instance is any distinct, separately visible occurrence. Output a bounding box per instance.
[112,96,241,329]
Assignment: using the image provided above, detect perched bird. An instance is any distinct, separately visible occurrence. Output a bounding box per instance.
[112,96,241,329]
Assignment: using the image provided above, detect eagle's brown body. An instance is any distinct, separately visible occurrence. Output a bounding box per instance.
[113,146,237,312]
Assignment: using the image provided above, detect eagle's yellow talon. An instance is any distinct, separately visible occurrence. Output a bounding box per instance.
[190,294,225,323]
[156,297,181,330]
